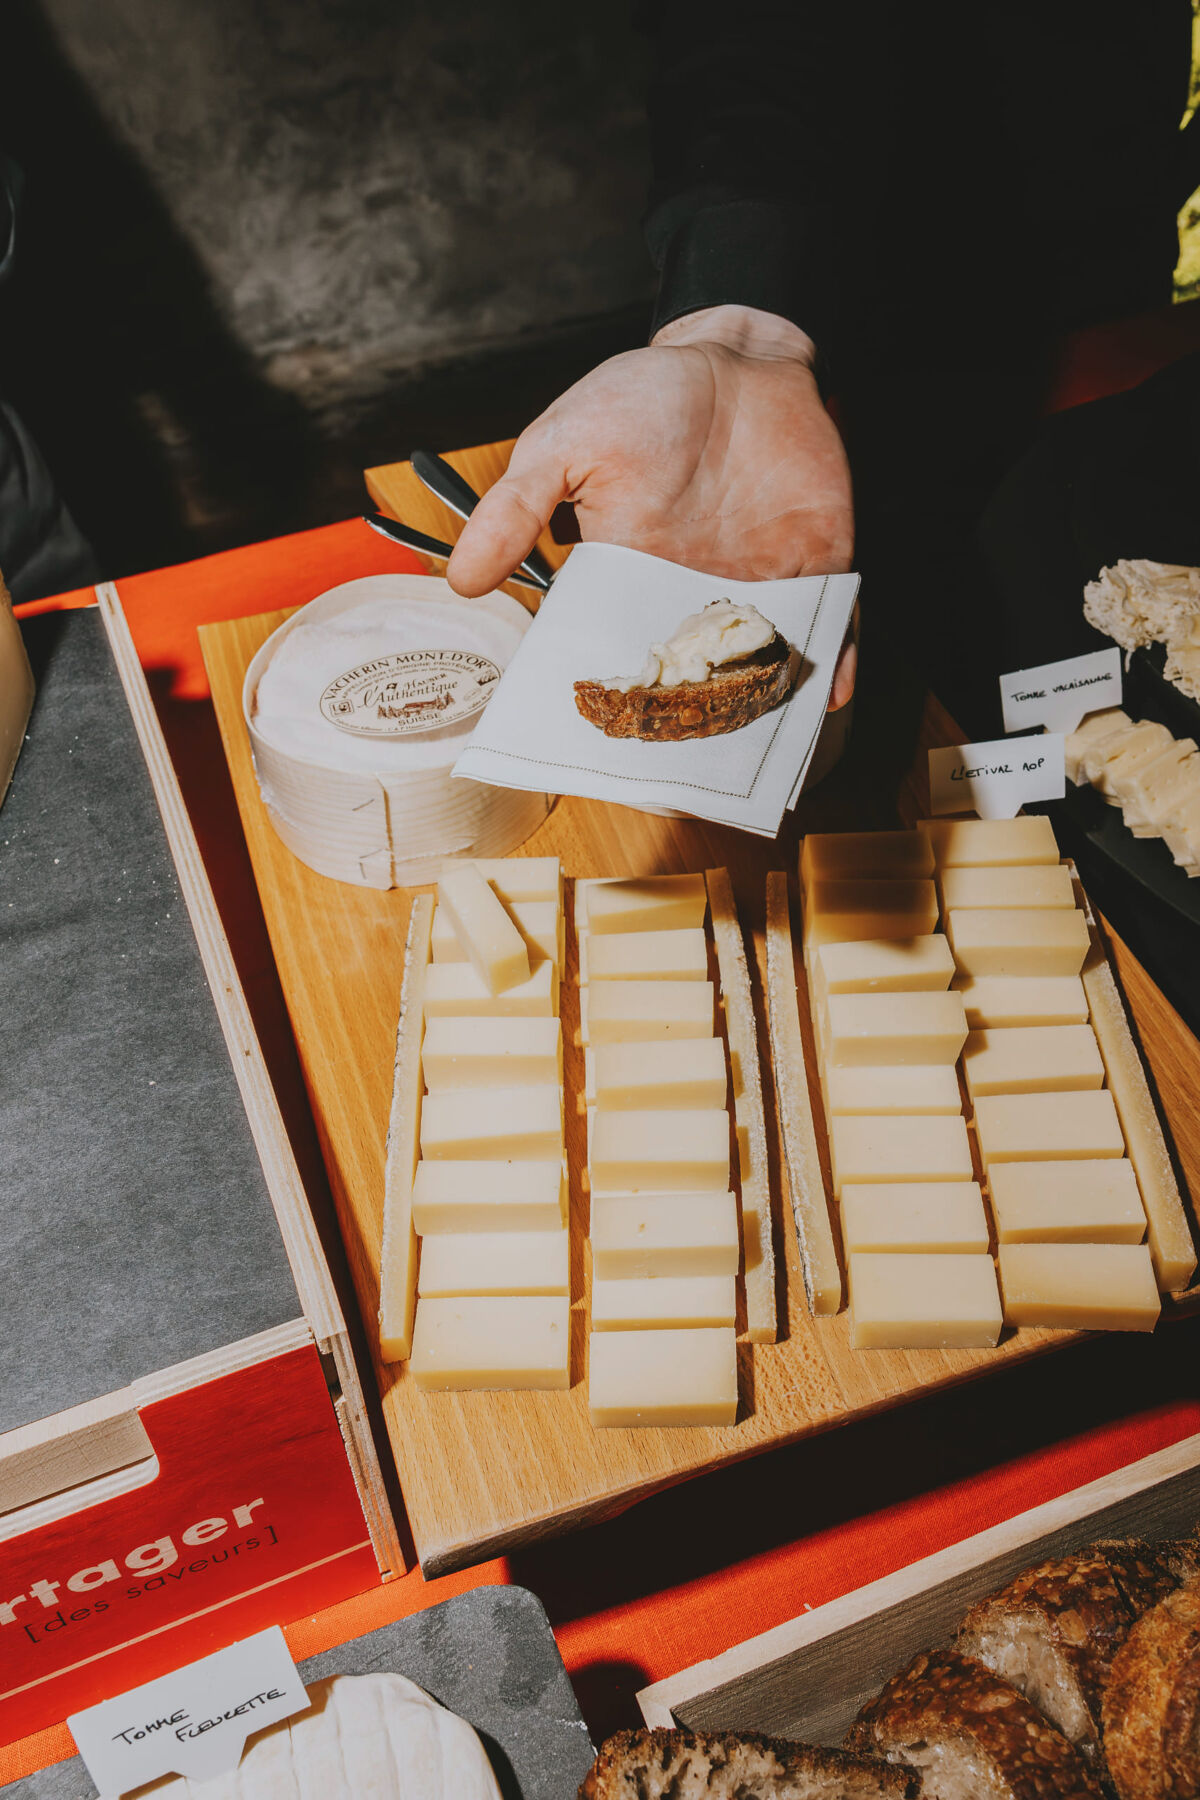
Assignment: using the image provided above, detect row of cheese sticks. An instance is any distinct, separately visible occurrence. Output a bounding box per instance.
[1066,709,1200,875]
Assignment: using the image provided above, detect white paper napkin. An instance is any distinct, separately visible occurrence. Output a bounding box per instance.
[453,543,859,837]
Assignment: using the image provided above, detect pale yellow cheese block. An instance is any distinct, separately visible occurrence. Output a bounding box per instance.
[840,1182,990,1254]
[589,1106,730,1193]
[988,1159,1146,1244]
[1065,709,1132,784]
[589,1191,740,1279]
[800,829,933,888]
[997,1242,1160,1330]
[417,1230,569,1297]
[581,979,713,1045]
[803,877,938,946]
[437,861,529,994]
[433,899,562,973]
[962,1024,1105,1098]
[582,926,708,984]
[411,1159,566,1234]
[973,1088,1125,1164]
[421,1015,562,1090]
[584,1037,728,1110]
[1123,743,1199,834]
[1095,721,1175,799]
[830,1113,974,1194]
[378,895,434,1362]
[938,863,1075,911]
[826,1063,964,1116]
[824,990,968,1067]
[919,815,1059,867]
[848,1252,1003,1349]
[410,1295,570,1390]
[953,974,1090,1029]
[423,959,558,1017]
[588,1327,737,1427]
[420,1082,562,1161]
[946,907,1090,977]
[471,854,562,905]
[590,1274,737,1331]
[585,872,708,935]
[815,934,955,994]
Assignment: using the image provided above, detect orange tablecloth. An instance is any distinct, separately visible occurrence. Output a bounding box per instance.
[8,517,1200,1783]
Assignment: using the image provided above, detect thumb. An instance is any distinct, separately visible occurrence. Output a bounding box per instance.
[446,457,567,598]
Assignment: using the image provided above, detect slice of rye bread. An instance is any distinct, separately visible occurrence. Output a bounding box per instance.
[954,1540,1187,1772]
[846,1648,1103,1800]
[573,635,793,741]
[578,1728,919,1799]
[1101,1573,1200,1800]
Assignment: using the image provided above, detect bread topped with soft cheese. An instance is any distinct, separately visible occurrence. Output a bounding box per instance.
[579,1727,920,1798]
[574,598,793,741]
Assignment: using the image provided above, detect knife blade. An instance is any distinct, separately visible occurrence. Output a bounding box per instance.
[362,513,547,593]
[410,448,556,592]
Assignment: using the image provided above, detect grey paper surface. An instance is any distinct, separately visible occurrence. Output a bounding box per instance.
[8,1586,594,1800]
[0,609,301,1434]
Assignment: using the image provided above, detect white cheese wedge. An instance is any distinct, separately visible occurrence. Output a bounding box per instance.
[433,898,562,972]
[423,959,557,1017]
[470,855,562,905]
[848,1252,1003,1349]
[918,815,1060,867]
[581,979,713,1044]
[421,1016,562,1090]
[938,863,1075,911]
[417,1230,568,1297]
[803,878,938,946]
[585,1037,728,1110]
[589,1107,730,1193]
[973,1089,1125,1164]
[411,1159,566,1233]
[411,1295,570,1389]
[962,1024,1105,1098]
[840,1182,990,1254]
[830,1113,974,1194]
[583,926,708,983]
[815,934,955,994]
[420,1083,562,1161]
[988,1159,1146,1244]
[800,829,933,887]
[826,1064,964,1115]
[997,1242,1160,1330]
[584,872,708,935]
[946,907,1090,978]
[824,990,968,1066]
[590,1274,736,1331]
[589,1191,739,1279]
[588,1327,737,1427]
[378,896,434,1362]
[953,974,1090,1029]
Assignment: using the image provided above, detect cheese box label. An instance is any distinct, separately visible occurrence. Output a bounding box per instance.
[999,648,1122,735]
[929,736,1066,819]
[69,1626,309,1793]
[320,649,501,737]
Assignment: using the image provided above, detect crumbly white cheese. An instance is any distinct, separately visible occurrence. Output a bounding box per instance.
[1083,559,1200,661]
[608,597,777,692]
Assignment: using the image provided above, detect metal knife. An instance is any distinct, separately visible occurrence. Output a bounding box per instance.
[361,512,547,594]
[410,448,556,592]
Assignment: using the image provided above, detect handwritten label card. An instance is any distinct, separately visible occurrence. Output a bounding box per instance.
[929,736,1066,820]
[70,1626,309,1795]
[999,647,1122,735]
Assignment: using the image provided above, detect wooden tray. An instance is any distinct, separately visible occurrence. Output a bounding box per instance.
[637,1431,1200,1743]
[200,586,1199,1577]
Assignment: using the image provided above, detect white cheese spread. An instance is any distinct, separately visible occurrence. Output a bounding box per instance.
[608,598,777,692]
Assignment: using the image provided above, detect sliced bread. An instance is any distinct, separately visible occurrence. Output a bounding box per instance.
[1102,1573,1200,1800]
[578,1728,919,1799]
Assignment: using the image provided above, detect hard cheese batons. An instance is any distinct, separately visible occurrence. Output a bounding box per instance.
[815,934,955,994]
[581,927,708,983]
[997,1243,1160,1331]
[589,1108,730,1193]
[411,1160,566,1233]
[974,1089,1125,1164]
[585,1037,727,1110]
[589,1191,739,1279]
[830,1113,973,1194]
[988,1160,1146,1244]
[848,1252,1003,1349]
[424,959,557,1017]
[840,1183,990,1255]
[410,1295,570,1390]
[420,1083,562,1161]
[962,1024,1105,1098]
[946,908,1090,978]
[954,974,1089,1029]
[433,899,563,973]
[417,1230,568,1297]
[823,990,968,1066]
[437,861,529,994]
[938,863,1075,911]
[588,1327,737,1426]
[919,815,1059,867]
[421,1016,562,1090]
[582,873,707,936]
[590,1275,736,1331]
[826,1064,963,1116]
[800,829,934,886]
[470,855,562,906]
[804,877,938,946]
[581,979,713,1044]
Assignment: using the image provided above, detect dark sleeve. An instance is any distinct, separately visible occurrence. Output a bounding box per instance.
[639,2,847,348]
[0,154,20,284]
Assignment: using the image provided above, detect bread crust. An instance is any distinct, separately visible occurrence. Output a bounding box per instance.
[1103,1575,1200,1800]
[847,1648,1104,1800]
[579,1727,919,1798]
[573,636,793,741]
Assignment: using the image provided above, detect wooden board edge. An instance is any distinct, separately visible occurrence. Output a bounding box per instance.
[635,1428,1200,1727]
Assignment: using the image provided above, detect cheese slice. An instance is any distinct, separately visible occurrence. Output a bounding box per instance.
[590,1274,736,1331]
[840,1182,990,1254]
[423,959,558,1017]
[1093,720,1175,799]
[585,1037,727,1110]
[588,1327,737,1426]
[946,907,1090,977]
[411,1159,566,1233]
[830,1113,973,1194]
[1065,710,1133,784]
[953,974,1090,1029]
[581,979,713,1044]
[815,935,955,994]
[433,898,562,972]
[918,815,1060,867]
[826,1063,963,1115]
[824,990,968,1066]
[421,1015,562,1090]
[589,1107,729,1193]
[471,855,562,905]
[938,863,1075,911]
[1118,740,1197,831]
[800,829,933,887]
[437,861,530,994]
[585,872,708,935]
[589,1191,739,1278]
[962,1024,1105,1098]
[417,1230,568,1297]
[378,895,434,1362]
[420,1083,562,1161]
[988,1159,1146,1244]
[803,878,938,946]
[848,1252,1002,1349]
[997,1242,1160,1330]
[582,926,708,983]
[410,1295,570,1389]
[973,1088,1125,1164]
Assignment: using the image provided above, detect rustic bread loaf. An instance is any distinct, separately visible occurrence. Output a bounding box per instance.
[954,1541,1184,1773]
[846,1648,1103,1800]
[1102,1573,1200,1800]
[573,635,793,741]
[578,1728,919,1798]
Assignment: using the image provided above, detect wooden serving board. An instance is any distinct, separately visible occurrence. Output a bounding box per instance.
[199,584,1200,1577]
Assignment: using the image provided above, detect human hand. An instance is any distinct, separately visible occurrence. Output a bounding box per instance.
[446,304,857,709]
